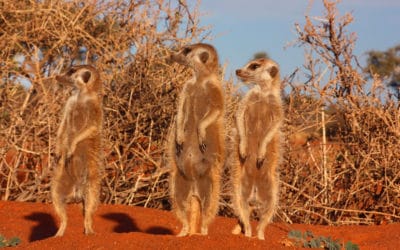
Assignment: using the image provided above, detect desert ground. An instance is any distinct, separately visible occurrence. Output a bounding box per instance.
[0,201,399,249]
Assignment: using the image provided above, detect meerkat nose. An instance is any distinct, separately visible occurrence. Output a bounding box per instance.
[235,69,242,75]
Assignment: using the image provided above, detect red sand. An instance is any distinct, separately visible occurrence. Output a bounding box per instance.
[0,201,398,249]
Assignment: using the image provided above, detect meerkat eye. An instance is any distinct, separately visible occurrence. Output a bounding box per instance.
[248,63,260,71]
[182,47,192,55]
[67,67,77,75]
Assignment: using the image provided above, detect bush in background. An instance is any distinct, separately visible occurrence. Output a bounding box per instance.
[1,0,399,225]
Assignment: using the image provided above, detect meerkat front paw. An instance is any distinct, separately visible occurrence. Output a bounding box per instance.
[239,144,247,164]
[199,141,207,153]
[54,154,61,164]
[256,157,265,169]
[66,143,76,159]
[175,141,183,156]
[239,153,247,164]
[198,128,207,153]
[65,155,72,166]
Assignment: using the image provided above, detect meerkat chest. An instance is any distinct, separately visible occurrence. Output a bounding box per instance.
[65,96,91,132]
[186,82,213,116]
[245,93,277,131]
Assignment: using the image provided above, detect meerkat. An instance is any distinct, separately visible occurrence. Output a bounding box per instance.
[231,58,283,240]
[168,43,225,236]
[51,65,103,237]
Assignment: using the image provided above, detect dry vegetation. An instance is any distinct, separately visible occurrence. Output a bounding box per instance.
[1,0,399,226]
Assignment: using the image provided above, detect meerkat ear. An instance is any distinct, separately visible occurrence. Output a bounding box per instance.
[81,70,92,83]
[269,66,278,78]
[199,51,209,64]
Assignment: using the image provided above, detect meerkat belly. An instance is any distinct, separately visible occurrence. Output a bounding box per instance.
[179,94,221,177]
[240,96,278,182]
[71,107,89,132]
[245,99,272,158]
[240,170,275,206]
[67,144,89,179]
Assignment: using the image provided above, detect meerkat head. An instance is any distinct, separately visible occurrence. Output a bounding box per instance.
[170,43,219,75]
[236,58,280,89]
[56,65,102,94]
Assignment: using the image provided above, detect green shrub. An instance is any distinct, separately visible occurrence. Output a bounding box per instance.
[288,230,359,250]
[0,235,21,248]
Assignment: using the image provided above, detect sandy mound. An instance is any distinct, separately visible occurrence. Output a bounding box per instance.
[0,201,398,249]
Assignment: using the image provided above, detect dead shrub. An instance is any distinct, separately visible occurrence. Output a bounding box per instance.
[0,0,206,208]
[1,0,399,225]
[279,0,400,225]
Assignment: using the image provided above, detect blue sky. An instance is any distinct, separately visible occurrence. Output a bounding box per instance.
[199,0,400,81]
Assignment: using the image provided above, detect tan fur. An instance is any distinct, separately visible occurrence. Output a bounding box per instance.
[51,65,103,237]
[231,58,283,240]
[168,43,225,236]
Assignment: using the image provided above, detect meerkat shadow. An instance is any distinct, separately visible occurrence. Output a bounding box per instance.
[24,212,58,242]
[145,226,174,235]
[101,212,139,233]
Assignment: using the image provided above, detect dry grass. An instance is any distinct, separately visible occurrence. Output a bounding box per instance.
[1,0,399,225]
[0,0,205,208]
[278,1,400,225]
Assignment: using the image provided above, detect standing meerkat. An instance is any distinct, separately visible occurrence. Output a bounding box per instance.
[51,65,103,237]
[231,58,283,240]
[169,43,225,236]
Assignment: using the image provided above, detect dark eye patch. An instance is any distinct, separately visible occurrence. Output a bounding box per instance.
[67,67,77,75]
[248,63,260,71]
[182,47,192,55]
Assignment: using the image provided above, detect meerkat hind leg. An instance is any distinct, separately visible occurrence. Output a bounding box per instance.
[256,202,275,240]
[174,173,192,237]
[52,191,68,237]
[83,182,99,235]
[232,186,252,237]
[198,172,218,235]
[189,195,201,235]
[239,200,252,237]
[52,171,73,237]
[256,182,278,240]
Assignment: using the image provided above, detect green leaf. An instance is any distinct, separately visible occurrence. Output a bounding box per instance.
[7,237,21,247]
[309,238,321,248]
[304,230,314,238]
[323,237,341,250]
[345,241,360,250]
[288,230,303,239]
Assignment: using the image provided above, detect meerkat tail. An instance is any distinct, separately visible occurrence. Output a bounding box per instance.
[189,195,201,235]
